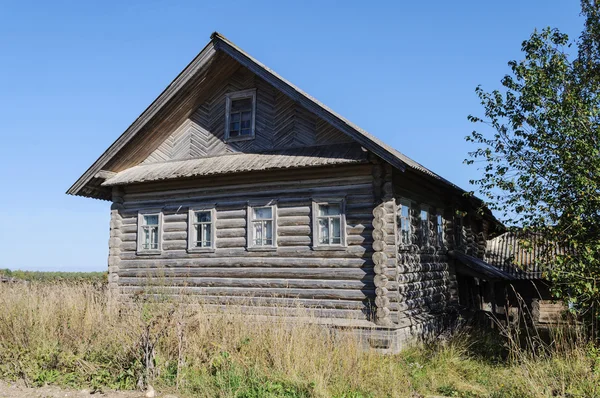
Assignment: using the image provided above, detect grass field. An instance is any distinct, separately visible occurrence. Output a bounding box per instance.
[0,280,598,397]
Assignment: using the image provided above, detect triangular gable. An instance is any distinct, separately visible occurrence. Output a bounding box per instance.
[142,66,351,164]
[67,32,462,200]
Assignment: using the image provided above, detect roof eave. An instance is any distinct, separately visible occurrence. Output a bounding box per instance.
[66,40,219,198]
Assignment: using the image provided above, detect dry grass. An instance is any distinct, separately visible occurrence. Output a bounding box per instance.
[0,282,599,397]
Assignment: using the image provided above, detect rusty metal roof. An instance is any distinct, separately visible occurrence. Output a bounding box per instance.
[102,143,369,186]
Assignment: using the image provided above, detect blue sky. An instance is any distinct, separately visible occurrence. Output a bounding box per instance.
[0,1,584,271]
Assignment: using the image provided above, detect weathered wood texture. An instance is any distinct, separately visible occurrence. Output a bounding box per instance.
[371,162,397,326]
[143,66,351,164]
[392,168,459,325]
[109,165,376,321]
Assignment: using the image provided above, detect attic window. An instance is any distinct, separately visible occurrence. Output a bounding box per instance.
[225,89,256,142]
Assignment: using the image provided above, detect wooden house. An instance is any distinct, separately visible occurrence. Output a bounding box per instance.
[68,32,505,351]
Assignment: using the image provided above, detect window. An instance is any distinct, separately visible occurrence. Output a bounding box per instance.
[420,207,430,246]
[137,211,162,254]
[248,204,276,249]
[436,212,445,247]
[313,200,346,248]
[188,208,216,252]
[398,199,412,246]
[225,89,256,142]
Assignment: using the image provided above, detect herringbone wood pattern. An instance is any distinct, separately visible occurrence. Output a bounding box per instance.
[143,66,351,164]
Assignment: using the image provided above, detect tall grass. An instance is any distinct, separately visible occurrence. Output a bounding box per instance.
[0,282,598,397]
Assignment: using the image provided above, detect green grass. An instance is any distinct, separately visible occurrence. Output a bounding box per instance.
[0,280,599,397]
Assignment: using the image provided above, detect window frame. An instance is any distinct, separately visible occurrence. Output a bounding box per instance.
[398,198,413,247]
[187,207,216,253]
[137,210,163,255]
[312,198,347,250]
[420,206,430,247]
[435,210,445,248]
[225,89,257,142]
[247,202,277,251]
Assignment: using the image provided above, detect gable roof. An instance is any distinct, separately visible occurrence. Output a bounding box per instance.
[67,32,470,203]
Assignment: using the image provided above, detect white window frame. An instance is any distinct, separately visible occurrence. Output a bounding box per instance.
[187,207,216,253]
[312,198,347,250]
[247,202,277,251]
[137,210,163,255]
[224,89,256,142]
[435,210,445,248]
[420,206,430,247]
[398,199,412,247]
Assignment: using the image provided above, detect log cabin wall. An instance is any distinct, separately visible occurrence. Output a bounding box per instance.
[107,164,379,322]
[392,169,459,326]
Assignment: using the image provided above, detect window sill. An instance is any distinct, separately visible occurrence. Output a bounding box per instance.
[225,135,255,143]
[136,250,162,256]
[187,247,215,254]
[247,246,277,252]
[313,245,347,251]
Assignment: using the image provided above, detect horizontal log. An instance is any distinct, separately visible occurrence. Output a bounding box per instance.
[119,245,371,260]
[278,206,310,217]
[120,285,371,300]
[216,228,246,238]
[277,225,311,236]
[164,213,187,222]
[278,216,310,226]
[164,231,187,241]
[118,267,374,280]
[118,256,371,268]
[278,236,311,246]
[216,237,246,248]
[164,222,187,232]
[216,219,246,229]
[119,276,374,290]
[163,240,187,251]
[218,209,246,219]
[117,294,370,316]
[120,233,137,242]
[123,182,374,208]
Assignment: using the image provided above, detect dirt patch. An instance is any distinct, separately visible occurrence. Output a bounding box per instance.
[0,380,177,398]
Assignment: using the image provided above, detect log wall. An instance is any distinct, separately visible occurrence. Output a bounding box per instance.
[392,169,459,325]
[109,164,377,321]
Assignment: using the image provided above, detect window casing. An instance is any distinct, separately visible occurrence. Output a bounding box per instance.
[247,204,276,250]
[420,207,430,247]
[188,208,216,252]
[398,199,412,246]
[225,89,256,142]
[436,212,445,247]
[137,211,163,254]
[312,200,346,249]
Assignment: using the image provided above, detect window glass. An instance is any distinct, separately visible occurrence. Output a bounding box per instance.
[141,214,159,250]
[316,203,342,245]
[193,210,213,248]
[421,208,429,246]
[251,206,274,247]
[436,214,444,246]
[399,201,411,245]
[228,96,254,139]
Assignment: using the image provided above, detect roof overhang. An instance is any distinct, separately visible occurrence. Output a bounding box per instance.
[449,250,518,281]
